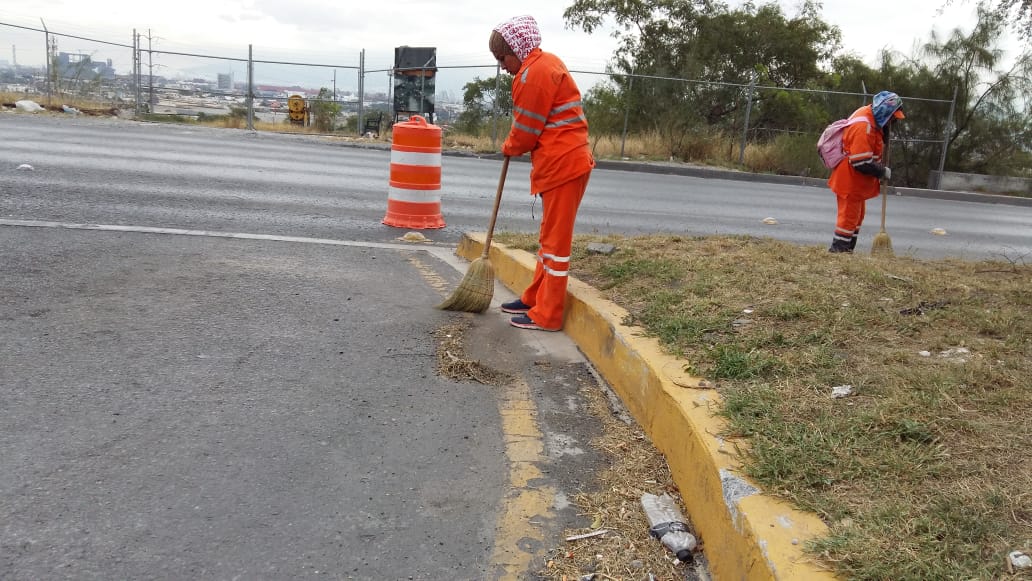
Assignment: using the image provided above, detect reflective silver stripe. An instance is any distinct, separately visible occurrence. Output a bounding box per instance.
[541,253,570,263]
[390,151,442,166]
[545,115,587,129]
[514,106,547,123]
[513,121,542,136]
[543,264,570,277]
[550,101,582,115]
[520,67,530,83]
[387,186,442,202]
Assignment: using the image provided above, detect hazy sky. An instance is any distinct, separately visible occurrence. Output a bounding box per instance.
[0,0,1024,96]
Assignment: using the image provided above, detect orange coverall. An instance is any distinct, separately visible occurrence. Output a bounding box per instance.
[502,47,595,330]
[827,105,885,248]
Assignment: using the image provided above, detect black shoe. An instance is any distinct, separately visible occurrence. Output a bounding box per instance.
[509,314,560,332]
[849,235,859,251]
[829,238,853,253]
[500,299,531,314]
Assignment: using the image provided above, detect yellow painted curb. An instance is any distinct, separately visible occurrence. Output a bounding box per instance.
[460,233,839,581]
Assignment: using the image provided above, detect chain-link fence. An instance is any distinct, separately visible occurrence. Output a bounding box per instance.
[1,21,135,109]
[1,20,956,186]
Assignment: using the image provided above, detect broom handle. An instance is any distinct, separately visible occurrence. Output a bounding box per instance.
[481,156,510,259]
[880,126,892,231]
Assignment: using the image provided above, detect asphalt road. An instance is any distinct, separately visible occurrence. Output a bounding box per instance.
[0,115,613,580]
[2,115,1030,260]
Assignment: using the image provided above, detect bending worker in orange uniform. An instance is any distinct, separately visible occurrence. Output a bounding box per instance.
[827,90,905,253]
[490,15,595,331]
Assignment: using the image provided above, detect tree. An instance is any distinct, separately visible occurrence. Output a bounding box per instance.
[564,0,841,146]
[920,6,1032,176]
[455,74,512,136]
[309,88,340,132]
[949,0,1032,40]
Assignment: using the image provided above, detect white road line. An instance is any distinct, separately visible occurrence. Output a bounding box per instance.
[0,218,463,264]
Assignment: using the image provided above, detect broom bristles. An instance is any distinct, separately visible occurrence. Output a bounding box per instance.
[871,231,893,256]
[436,257,495,313]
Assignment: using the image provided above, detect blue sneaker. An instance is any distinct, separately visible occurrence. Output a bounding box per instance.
[500,299,531,314]
[509,314,560,332]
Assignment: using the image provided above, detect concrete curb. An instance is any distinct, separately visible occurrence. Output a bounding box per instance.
[456,233,838,581]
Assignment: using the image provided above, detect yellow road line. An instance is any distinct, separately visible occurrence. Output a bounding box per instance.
[489,376,555,580]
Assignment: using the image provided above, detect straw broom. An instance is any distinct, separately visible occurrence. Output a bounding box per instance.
[437,156,510,313]
[871,127,894,256]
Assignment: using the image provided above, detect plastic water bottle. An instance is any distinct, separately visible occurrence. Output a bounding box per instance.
[640,492,697,562]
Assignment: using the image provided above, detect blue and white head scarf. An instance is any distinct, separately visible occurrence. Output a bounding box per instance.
[872,91,905,127]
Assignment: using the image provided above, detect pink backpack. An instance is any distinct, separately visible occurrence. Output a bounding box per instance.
[817,116,870,169]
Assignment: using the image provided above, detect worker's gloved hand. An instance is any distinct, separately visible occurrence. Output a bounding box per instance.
[882,167,892,181]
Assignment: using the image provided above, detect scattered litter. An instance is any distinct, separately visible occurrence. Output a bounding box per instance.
[731,318,752,328]
[742,308,754,314]
[17,164,34,171]
[918,351,932,357]
[565,529,609,542]
[641,493,697,562]
[938,347,971,363]
[15,100,45,113]
[399,231,428,242]
[762,217,778,225]
[61,105,81,115]
[831,385,853,398]
[931,228,948,236]
[1010,551,1032,570]
[579,574,597,581]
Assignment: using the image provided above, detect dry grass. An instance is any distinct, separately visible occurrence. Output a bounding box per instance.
[1,91,120,116]
[495,231,1032,581]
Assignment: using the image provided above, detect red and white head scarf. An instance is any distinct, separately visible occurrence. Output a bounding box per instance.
[494,15,541,61]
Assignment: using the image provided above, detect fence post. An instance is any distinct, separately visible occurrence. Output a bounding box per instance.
[492,63,501,149]
[620,70,635,159]
[358,49,365,137]
[934,85,959,190]
[246,45,254,131]
[387,68,394,127]
[738,71,757,164]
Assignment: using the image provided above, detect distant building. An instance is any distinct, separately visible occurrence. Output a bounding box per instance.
[56,52,115,79]
[217,73,233,91]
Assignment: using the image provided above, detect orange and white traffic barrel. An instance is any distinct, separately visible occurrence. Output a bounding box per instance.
[382,115,445,229]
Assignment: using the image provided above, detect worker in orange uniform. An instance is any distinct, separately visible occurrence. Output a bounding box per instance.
[827,90,905,253]
[490,14,595,331]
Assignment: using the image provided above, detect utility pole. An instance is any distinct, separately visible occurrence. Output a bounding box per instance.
[40,19,51,106]
[134,31,142,115]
